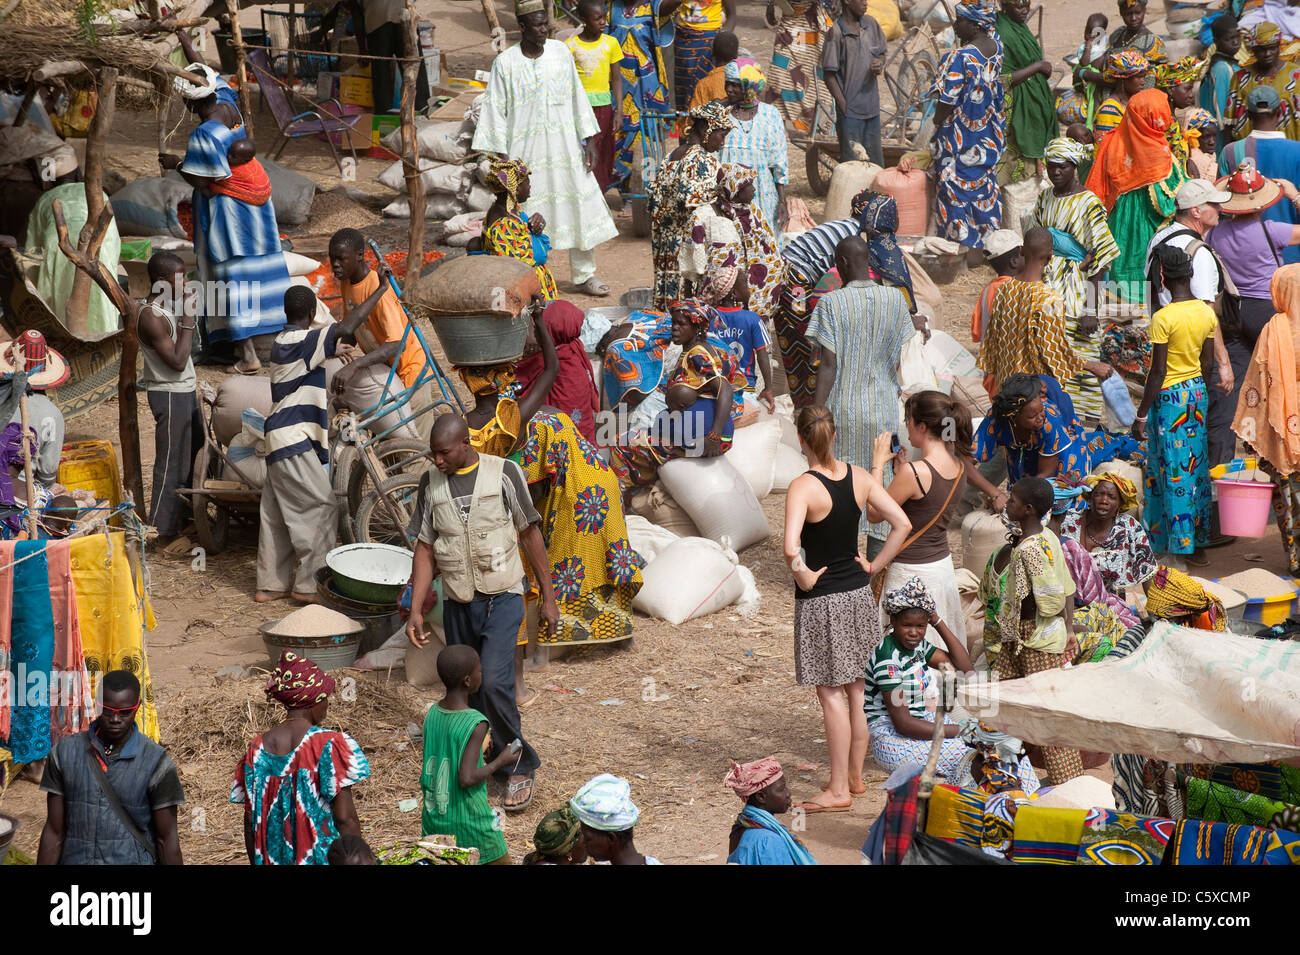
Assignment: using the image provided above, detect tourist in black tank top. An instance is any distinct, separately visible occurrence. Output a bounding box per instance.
[783,405,913,813]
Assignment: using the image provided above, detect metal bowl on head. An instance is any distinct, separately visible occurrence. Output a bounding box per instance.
[326,543,414,605]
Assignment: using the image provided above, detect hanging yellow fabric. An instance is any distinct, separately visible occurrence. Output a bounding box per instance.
[69,532,159,742]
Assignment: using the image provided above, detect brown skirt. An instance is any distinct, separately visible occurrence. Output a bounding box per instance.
[793,584,882,687]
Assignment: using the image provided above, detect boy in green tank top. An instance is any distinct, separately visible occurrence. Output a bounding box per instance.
[420,645,518,864]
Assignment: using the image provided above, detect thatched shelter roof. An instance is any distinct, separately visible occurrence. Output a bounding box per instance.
[0,0,208,88]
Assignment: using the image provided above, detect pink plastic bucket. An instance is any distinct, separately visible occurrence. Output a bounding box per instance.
[1215,478,1276,537]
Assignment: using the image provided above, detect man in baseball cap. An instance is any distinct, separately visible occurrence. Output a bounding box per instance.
[1174,178,1232,211]
[1148,178,1238,479]
[970,229,1025,343]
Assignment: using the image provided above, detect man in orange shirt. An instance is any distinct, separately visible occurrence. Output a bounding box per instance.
[328,228,433,439]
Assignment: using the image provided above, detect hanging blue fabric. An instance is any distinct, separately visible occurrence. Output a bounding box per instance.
[4,540,53,764]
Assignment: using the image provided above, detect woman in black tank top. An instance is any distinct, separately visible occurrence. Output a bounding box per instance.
[782,406,912,814]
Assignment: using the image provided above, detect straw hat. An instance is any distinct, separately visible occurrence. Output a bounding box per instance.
[1215,161,1283,215]
[0,330,70,389]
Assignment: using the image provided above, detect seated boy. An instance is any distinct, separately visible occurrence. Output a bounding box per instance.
[211,138,272,205]
[327,227,433,441]
[653,382,734,453]
[710,271,775,411]
[420,644,516,865]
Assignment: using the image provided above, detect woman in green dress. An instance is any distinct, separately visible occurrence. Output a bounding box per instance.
[1084,87,1187,309]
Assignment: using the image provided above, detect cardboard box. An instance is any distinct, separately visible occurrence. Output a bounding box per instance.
[428,89,476,122]
[314,106,371,151]
[340,66,373,108]
[340,110,373,151]
[316,71,341,102]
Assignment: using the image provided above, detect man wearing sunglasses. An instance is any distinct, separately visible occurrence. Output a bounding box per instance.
[37,670,185,865]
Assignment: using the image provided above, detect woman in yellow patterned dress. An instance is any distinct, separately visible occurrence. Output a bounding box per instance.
[481,158,559,300]
[520,411,643,646]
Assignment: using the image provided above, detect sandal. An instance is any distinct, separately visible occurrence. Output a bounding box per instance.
[504,773,535,813]
[575,278,611,297]
[797,797,851,814]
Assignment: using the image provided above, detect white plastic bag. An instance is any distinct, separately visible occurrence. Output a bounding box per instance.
[961,509,1006,576]
[659,454,770,551]
[222,431,267,487]
[377,158,469,195]
[380,119,470,163]
[282,251,321,276]
[725,418,781,499]
[632,537,744,623]
[771,442,807,492]
[382,194,466,219]
[628,483,700,538]
[625,514,679,565]
[898,330,937,396]
[734,564,761,618]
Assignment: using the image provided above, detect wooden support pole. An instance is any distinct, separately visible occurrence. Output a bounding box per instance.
[65,67,117,340]
[480,0,504,49]
[19,395,37,537]
[51,200,145,519]
[400,3,426,293]
[225,0,255,139]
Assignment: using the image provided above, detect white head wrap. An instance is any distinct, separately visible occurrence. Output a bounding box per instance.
[174,63,220,100]
[570,774,640,831]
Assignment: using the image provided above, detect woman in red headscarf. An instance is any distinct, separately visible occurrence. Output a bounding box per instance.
[1085,87,1189,308]
[231,651,371,865]
[516,299,600,445]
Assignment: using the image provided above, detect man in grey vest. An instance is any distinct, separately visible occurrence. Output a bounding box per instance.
[406,414,558,813]
[37,670,185,864]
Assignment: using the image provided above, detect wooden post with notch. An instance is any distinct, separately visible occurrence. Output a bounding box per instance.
[64,67,117,339]
[400,2,426,293]
[226,0,255,139]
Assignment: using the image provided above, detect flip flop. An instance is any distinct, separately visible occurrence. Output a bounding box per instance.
[504,773,535,813]
[576,278,611,297]
[797,799,851,814]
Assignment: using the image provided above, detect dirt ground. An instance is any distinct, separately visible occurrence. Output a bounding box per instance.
[3,0,1276,865]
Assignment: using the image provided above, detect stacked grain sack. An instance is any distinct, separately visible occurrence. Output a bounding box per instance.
[376,95,492,241]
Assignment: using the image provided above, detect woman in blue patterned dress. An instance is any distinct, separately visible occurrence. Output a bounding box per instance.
[928,0,1007,248]
[609,0,682,189]
[968,374,1141,508]
[719,59,790,232]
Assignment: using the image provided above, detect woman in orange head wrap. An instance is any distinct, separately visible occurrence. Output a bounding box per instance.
[1085,88,1189,309]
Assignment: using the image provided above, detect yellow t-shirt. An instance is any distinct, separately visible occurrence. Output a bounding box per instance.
[1149,299,1217,388]
[565,34,624,106]
[676,0,723,31]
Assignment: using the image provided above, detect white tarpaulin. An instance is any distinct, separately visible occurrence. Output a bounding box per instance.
[956,622,1300,764]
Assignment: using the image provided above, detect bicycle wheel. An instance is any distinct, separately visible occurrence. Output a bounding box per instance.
[893,50,939,147]
[191,444,230,555]
[347,439,430,516]
[331,441,358,544]
[354,472,422,547]
[805,142,838,197]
